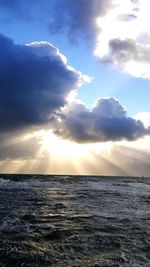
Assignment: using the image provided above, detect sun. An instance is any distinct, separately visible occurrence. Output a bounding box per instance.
[39,129,113,159]
[4,129,114,175]
[41,130,86,159]
[32,129,113,174]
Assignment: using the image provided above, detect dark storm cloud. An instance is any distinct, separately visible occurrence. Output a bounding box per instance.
[0,34,82,132]
[55,98,150,143]
[49,0,111,42]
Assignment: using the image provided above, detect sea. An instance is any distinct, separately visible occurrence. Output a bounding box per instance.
[0,174,150,267]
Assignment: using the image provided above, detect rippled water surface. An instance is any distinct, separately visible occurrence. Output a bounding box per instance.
[0,174,150,266]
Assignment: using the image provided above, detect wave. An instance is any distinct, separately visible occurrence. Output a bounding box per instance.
[0,175,149,266]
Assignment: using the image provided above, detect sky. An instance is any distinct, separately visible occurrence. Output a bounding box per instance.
[0,0,150,176]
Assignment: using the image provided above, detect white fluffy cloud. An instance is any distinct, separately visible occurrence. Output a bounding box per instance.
[95,0,150,78]
[49,0,150,79]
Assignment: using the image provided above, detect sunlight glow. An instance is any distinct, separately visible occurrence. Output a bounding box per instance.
[39,130,113,158]
[1,128,150,176]
[0,128,115,175]
[41,130,86,159]
[33,130,114,174]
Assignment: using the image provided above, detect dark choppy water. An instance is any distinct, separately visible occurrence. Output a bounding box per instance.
[0,175,150,267]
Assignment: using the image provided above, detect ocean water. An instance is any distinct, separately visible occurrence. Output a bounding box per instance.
[0,175,150,267]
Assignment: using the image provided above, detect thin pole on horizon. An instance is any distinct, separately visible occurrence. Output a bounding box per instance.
[141,173,144,182]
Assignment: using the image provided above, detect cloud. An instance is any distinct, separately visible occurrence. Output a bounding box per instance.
[95,0,150,78]
[49,0,111,42]
[0,34,85,132]
[134,112,150,128]
[0,0,111,41]
[108,38,150,78]
[55,98,150,143]
[47,0,150,79]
